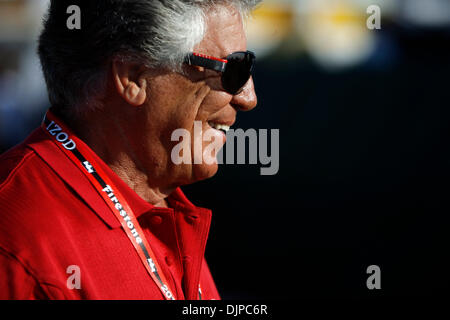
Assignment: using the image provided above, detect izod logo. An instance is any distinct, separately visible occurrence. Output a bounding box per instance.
[46,120,76,150]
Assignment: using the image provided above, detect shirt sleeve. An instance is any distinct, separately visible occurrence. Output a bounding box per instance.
[0,250,48,300]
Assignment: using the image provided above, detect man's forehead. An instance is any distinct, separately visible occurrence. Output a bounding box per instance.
[194,5,247,58]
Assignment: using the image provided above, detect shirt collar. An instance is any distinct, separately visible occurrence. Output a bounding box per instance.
[84,139,209,226]
[29,112,210,229]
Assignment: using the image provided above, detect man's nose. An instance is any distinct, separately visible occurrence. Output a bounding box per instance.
[230,77,258,112]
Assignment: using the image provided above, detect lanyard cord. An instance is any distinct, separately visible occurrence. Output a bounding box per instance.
[41,111,202,300]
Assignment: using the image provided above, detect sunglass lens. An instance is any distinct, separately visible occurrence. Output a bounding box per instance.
[222,51,255,95]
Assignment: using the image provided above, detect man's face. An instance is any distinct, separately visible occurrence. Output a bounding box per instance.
[136,5,257,188]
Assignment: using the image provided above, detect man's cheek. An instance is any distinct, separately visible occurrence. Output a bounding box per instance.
[192,132,204,165]
[202,131,224,165]
[186,84,211,116]
[190,123,224,165]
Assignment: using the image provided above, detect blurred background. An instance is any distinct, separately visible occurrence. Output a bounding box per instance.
[1,0,450,299]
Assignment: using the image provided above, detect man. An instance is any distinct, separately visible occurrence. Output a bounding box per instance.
[0,0,259,300]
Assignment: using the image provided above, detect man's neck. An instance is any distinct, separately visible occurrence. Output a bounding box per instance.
[108,161,171,208]
[65,111,172,208]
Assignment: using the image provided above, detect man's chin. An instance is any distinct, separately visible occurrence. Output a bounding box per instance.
[190,162,219,183]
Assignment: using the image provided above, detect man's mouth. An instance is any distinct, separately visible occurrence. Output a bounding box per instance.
[208,121,231,134]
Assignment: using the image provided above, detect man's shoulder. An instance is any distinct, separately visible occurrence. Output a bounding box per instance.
[0,128,70,232]
[0,148,34,188]
[0,128,51,191]
[0,128,83,253]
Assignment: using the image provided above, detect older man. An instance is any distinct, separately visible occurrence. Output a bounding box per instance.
[0,0,259,300]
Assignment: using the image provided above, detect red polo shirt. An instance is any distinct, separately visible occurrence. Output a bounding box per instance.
[0,123,220,300]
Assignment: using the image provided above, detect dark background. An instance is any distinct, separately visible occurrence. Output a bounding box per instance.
[184,24,450,299]
[1,1,450,300]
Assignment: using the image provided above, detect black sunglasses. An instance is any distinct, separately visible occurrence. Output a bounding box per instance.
[184,50,255,95]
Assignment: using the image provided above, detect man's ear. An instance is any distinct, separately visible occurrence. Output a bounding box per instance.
[112,59,147,107]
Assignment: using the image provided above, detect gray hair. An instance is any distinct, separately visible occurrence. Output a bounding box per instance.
[38,0,261,117]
